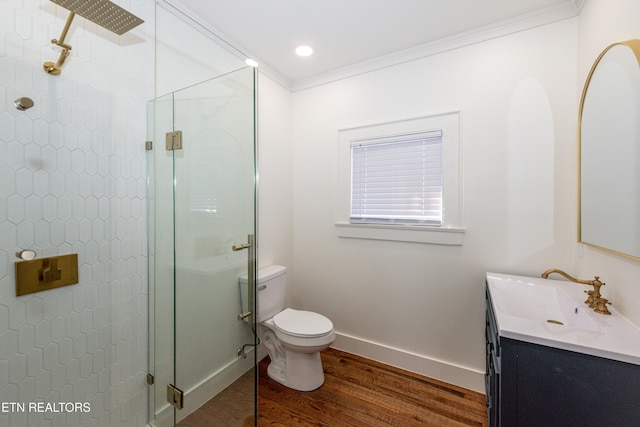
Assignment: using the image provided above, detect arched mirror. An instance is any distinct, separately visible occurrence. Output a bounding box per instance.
[579,40,640,260]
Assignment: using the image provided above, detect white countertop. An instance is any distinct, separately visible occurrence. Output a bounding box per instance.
[486,272,640,365]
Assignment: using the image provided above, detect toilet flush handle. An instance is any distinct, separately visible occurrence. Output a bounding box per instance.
[258,284,267,291]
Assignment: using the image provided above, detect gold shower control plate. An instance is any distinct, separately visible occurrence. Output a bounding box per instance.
[15,254,79,296]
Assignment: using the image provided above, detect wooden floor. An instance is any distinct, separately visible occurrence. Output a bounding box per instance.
[179,348,488,427]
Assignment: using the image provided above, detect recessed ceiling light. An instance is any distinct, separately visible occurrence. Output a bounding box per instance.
[245,58,259,67]
[295,45,314,57]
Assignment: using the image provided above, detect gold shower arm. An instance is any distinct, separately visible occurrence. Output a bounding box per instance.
[44,12,75,75]
[51,11,75,50]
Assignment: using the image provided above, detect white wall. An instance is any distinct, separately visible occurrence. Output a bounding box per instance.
[576,0,640,326]
[290,19,579,391]
[257,76,294,305]
[0,1,153,425]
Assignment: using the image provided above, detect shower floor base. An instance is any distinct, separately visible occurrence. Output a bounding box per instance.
[177,366,255,427]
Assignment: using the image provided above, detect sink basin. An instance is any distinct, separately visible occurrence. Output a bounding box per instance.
[490,279,598,331]
[487,272,640,365]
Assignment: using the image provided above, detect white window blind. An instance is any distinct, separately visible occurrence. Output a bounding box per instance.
[350,130,443,225]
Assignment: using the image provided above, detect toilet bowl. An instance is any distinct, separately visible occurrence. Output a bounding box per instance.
[239,265,335,391]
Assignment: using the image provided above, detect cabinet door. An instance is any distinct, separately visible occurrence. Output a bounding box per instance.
[486,290,501,427]
[485,340,499,426]
[499,339,518,426]
[516,340,640,427]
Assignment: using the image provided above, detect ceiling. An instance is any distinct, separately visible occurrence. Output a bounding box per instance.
[170,0,581,87]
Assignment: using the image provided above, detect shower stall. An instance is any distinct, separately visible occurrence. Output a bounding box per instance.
[146,50,258,427]
[1,0,258,425]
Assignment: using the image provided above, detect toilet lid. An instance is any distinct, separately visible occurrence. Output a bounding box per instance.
[273,308,333,338]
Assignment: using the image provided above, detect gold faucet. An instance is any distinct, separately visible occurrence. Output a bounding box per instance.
[541,269,611,315]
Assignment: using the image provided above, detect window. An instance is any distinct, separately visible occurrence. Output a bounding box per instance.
[350,130,443,225]
[336,112,464,245]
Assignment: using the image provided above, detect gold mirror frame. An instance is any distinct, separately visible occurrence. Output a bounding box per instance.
[578,39,640,261]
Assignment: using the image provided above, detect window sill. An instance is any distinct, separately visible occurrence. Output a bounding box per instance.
[334,222,465,245]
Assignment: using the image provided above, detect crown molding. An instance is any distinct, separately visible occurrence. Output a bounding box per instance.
[158,0,580,93]
[291,0,580,92]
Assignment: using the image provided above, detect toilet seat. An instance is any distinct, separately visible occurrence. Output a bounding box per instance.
[273,308,333,338]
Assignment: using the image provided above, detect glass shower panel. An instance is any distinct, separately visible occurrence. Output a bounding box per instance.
[173,67,257,425]
[148,66,257,426]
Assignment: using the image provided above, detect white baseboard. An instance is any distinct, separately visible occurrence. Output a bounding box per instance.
[331,331,485,393]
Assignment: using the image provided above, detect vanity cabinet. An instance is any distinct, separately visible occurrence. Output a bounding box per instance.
[486,287,640,427]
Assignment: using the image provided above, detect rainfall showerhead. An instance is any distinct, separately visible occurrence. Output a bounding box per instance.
[50,0,144,35]
[44,0,144,75]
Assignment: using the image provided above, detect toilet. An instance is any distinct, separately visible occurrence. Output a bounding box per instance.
[239,265,335,391]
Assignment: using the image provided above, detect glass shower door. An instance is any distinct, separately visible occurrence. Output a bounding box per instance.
[149,66,258,426]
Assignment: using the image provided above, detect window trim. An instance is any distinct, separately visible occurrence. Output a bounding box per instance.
[335,111,464,245]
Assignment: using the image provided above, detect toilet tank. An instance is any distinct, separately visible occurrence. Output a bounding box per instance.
[239,265,287,322]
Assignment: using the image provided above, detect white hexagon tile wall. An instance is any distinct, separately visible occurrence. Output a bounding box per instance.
[1,1,154,426]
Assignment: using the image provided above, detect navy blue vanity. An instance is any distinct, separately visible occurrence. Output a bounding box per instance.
[485,273,640,427]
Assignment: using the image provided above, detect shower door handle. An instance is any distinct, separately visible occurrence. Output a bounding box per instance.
[233,234,255,324]
[232,242,251,251]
